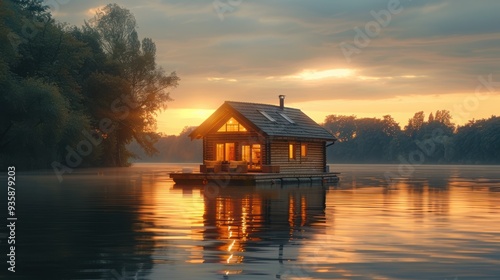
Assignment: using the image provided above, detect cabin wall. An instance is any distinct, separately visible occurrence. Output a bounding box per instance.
[270,140,325,173]
[203,133,327,173]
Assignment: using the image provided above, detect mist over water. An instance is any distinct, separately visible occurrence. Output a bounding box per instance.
[2,164,500,279]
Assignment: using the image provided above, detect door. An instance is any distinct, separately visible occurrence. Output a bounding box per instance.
[251,144,261,170]
[241,144,262,170]
[216,143,235,161]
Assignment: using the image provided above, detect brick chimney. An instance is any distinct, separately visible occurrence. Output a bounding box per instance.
[279,95,285,110]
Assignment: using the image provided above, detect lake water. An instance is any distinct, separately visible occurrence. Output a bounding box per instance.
[2,164,500,280]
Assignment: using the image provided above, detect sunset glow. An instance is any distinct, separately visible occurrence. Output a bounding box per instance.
[287,68,355,80]
[86,6,105,17]
[156,93,500,135]
[157,108,215,134]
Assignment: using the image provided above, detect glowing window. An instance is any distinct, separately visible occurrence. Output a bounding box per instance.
[301,144,307,157]
[218,117,247,132]
[216,143,235,161]
[242,145,251,162]
[225,143,235,161]
[289,143,296,159]
[216,144,224,161]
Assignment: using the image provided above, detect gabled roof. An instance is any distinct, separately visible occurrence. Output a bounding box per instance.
[189,101,336,141]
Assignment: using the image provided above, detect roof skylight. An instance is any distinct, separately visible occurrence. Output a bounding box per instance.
[279,112,295,124]
[259,110,276,122]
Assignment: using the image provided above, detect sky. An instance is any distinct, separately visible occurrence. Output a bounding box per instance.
[50,0,500,135]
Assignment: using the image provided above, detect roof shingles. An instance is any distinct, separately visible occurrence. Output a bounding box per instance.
[193,101,336,141]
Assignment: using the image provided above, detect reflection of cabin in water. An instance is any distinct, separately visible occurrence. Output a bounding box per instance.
[189,96,336,174]
[201,185,327,270]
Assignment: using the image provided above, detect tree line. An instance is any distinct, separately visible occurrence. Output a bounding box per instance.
[0,1,179,170]
[324,111,500,164]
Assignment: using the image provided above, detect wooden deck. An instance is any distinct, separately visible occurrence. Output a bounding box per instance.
[170,171,340,186]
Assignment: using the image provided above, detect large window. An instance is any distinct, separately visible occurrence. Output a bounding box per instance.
[216,143,235,161]
[225,143,235,161]
[251,144,261,167]
[216,144,224,161]
[242,145,251,162]
[242,144,261,169]
[218,117,247,132]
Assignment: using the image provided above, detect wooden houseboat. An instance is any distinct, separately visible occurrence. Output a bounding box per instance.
[170,96,339,186]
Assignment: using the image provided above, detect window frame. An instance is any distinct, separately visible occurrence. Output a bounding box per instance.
[215,142,235,161]
[300,143,308,158]
[289,143,296,160]
[217,117,248,132]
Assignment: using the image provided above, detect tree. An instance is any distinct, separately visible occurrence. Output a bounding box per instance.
[382,115,403,160]
[9,0,48,17]
[404,111,425,137]
[1,0,91,169]
[324,115,403,163]
[454,117,500,163]
[324,115,357,142]
[382,115,401,137]
[0,76,84,169]
[434,109,455,130]
[354,118,394,162]
[85,3,138,62]
[84,4,180,166]
[1,1,179,169]
[480,117,500,162]
[415,121,454,163]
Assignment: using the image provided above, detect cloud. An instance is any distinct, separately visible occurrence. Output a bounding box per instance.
[50,0,500,128]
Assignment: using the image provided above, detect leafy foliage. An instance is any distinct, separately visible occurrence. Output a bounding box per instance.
[0,1,179,169]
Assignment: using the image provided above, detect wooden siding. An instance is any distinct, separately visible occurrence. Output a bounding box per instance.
[203,135,326,173]
[270,140,325,173]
